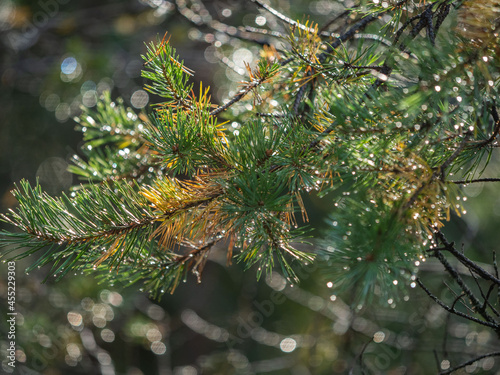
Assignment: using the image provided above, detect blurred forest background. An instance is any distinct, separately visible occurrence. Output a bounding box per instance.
[1,0,500,374]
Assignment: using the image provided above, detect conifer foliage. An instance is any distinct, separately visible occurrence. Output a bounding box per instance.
[1,0,500,305]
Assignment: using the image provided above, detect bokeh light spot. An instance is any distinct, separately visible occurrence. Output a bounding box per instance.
[130,89,149,108]
[61,57,77,75]
[55,102,70,122]
[97,351,112,365]
[82,91,97,107]
[255,16,266,26]
[373,331,385,343]
[66,343,82,359]
[101,329,115,343]
[232,48,253,69]
[147,304,165,320]
[146,328,162,342]
[151,341,167,355]
[280,337,297,353]
[67,312,83,327]
[44,93,60,111]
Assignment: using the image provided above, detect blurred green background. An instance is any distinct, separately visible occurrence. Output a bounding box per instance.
[1,0,500,374]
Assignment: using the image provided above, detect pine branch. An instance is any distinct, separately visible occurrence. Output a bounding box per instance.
[0,180,160,278]
[250,0,317,34]
[141,34,194,109]
[430,249,496,323]
[3,0,500,307]
[70,92,157,186]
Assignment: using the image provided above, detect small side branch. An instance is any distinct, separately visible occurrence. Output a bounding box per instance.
[432,250,496,323]
[251,0,317,33]
[434,231,500,286]
[210,79,262,116]
[416,278,500,329]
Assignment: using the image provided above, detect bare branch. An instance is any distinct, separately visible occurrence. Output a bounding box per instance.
[417,278,500,329]
[439,352,500,375]
[435,231,500,286]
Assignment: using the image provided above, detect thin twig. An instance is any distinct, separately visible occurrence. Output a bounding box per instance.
[319,15,377,62]
[349,339,371,375]
[251,0,317,33]
[176,237,219,264]
[210,79,262,116]
[439,134,471,178]
[450,178,500,184]
[435,231,500,286]
[393,13,421,46]
[482,284,500,318]
[256,112,289,118]
[473,269,500,320]
[442,293,466,360]
[476,103,500,148]
[432,250,496,323]
[433,350,441,373]
[439,352,500,375]
[243,26,287,39]
[353,33,393,47]
[318,9,352,34]
[494,251,499,278]
[424,6,435,45]
[293,83,310,115]
[443,282,473,313]
[400,4,434,52]
[417,278,500,329]
[291,14,381,116]
[433,3,451,35]
[494,251,500,305]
